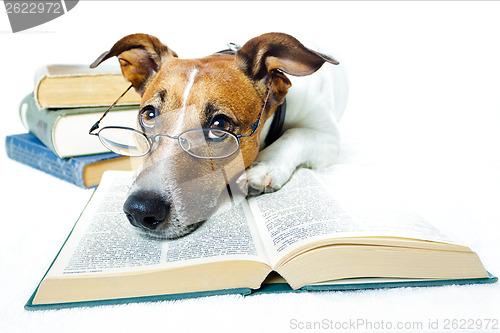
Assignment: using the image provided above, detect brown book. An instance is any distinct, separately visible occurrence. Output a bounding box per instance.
[34,64,141,109]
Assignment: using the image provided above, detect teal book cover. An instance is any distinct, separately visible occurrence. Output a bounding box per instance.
[25,273,497,311]
[18,93,138,158]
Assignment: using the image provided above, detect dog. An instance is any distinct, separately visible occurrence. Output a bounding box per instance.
[90,32,347,239]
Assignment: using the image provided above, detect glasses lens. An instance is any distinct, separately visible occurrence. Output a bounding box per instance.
[178,129,239,158]
[98,127,150,157]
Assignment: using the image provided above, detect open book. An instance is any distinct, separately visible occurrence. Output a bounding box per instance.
[26,168,496,309]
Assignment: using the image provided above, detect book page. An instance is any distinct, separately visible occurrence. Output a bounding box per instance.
[47,171,268,277]
[248,168,452,266]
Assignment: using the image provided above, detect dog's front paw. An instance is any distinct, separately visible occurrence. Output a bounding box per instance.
[237,162,295,196]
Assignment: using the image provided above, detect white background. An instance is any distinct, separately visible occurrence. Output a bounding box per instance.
[1,1,499,332]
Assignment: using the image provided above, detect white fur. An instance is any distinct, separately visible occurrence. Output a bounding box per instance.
[244,61,348,194]
[181,68,198,112]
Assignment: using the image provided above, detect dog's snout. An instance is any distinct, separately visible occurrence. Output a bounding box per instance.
[123,191,170,231]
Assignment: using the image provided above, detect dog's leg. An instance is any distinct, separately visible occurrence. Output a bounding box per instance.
[240,124,340,195]
[241,64,346,196]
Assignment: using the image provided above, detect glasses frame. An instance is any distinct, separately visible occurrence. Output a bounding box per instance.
[95,126,252,159]
[89,80,272,159]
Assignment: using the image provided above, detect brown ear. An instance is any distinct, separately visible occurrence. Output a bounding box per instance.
[90,33,177,95]
[236,32,338,104]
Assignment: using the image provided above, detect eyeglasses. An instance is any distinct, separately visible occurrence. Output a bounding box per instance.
[89,82,271,159]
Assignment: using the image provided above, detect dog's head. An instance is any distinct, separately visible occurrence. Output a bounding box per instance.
[91,32,337,239]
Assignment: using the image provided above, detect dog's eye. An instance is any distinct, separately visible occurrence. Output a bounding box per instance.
[139,106,158,128]
[207,116,232,140]
[210,116,231,131]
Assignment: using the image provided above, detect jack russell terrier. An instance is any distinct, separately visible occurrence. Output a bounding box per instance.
[90,32,348,239]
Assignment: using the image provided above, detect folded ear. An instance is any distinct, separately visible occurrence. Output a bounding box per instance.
[236,32,338,104]
[90,33,177,96]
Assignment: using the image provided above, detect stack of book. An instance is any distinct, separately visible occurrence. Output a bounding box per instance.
[5,64,141,188]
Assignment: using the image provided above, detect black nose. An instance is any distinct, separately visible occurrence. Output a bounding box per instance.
[123,191,170,231]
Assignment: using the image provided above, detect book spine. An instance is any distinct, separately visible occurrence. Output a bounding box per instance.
[19,93,60,155]
[33,65,49,109]
[5,134,87,188]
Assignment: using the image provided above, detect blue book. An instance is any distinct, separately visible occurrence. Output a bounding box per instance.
[24,170,496,310]
[5,133,132,188]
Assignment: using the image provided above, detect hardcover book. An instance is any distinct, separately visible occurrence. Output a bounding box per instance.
[19,93,139,158]
[25,168,496,310]
[34,64,141,109]
[5,133,133,188]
